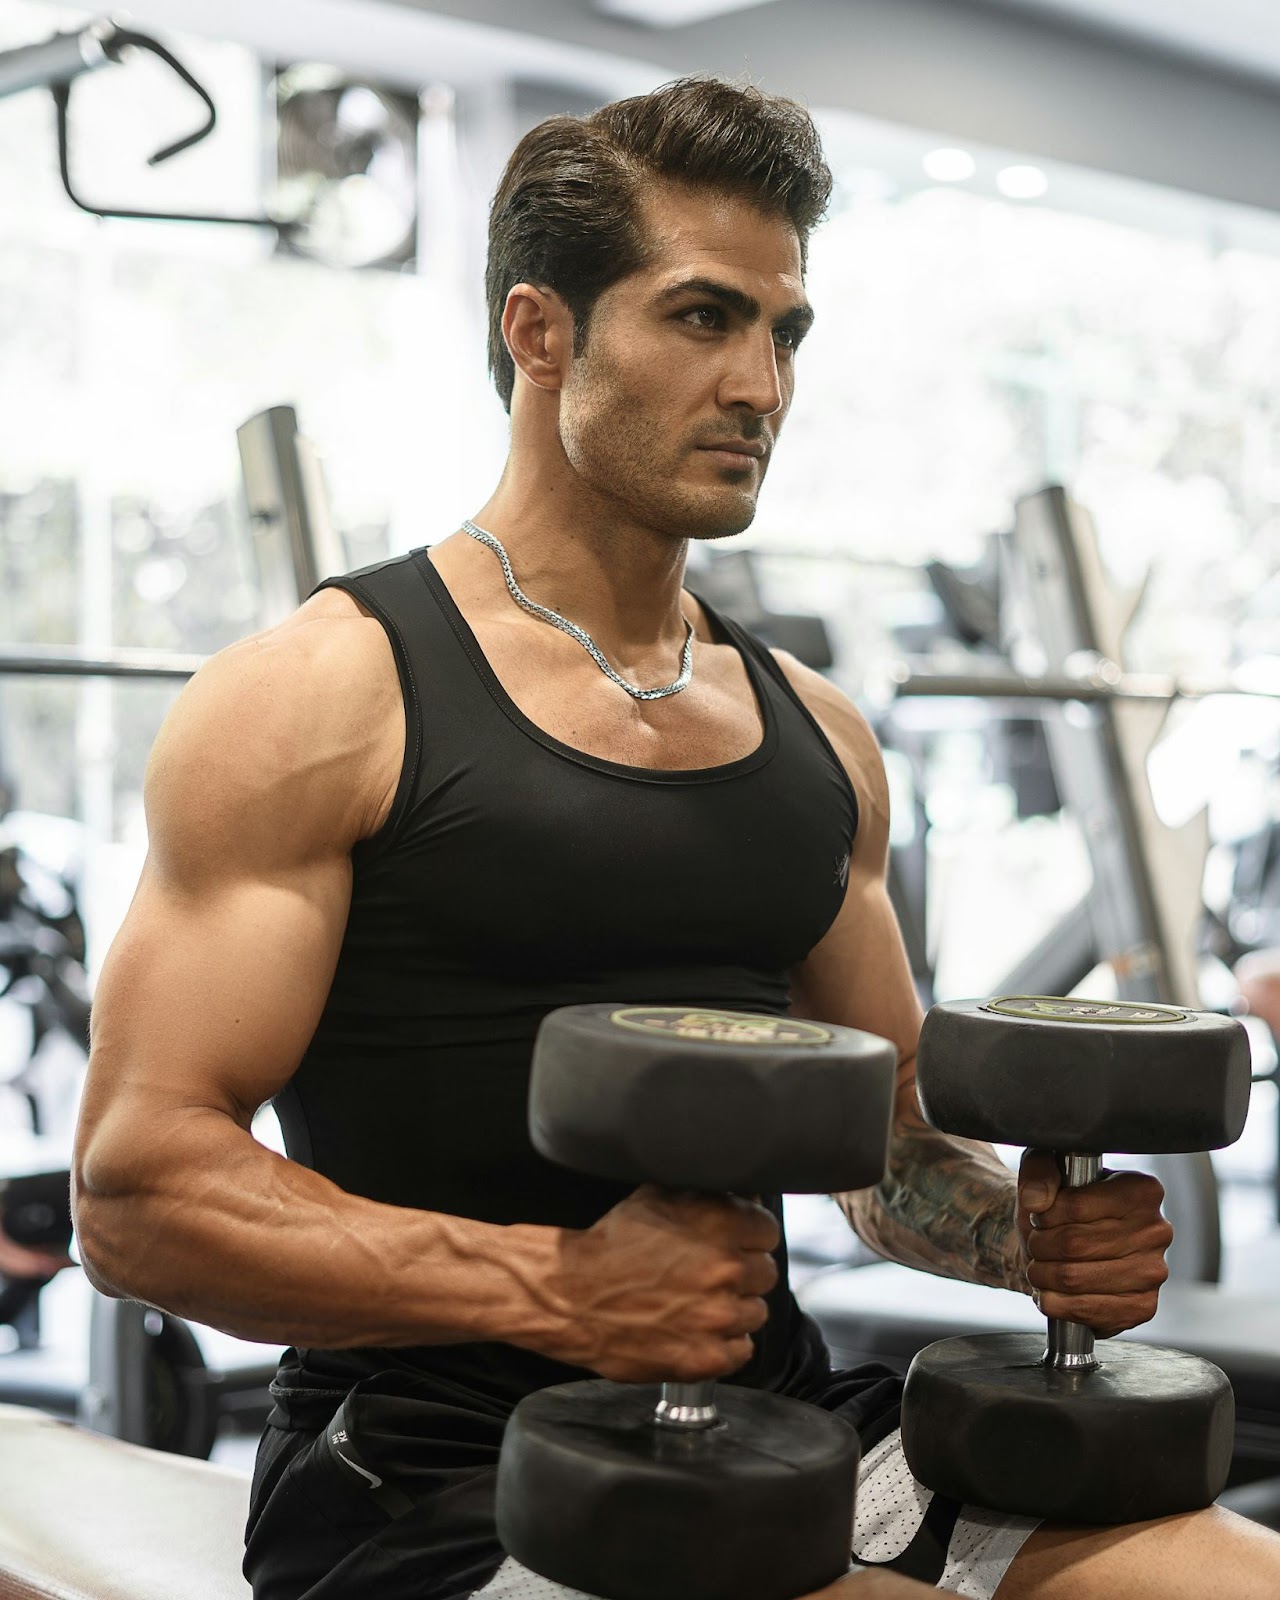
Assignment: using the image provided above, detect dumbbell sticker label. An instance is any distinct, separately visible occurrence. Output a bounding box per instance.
[982,996,1190,1025]
[610,1008,833,1046]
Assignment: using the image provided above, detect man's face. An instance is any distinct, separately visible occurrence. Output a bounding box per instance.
[556,182,813,541]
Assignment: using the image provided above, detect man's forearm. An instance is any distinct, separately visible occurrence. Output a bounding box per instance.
[835,1123,1026,1292]
[74,1105,572,1353]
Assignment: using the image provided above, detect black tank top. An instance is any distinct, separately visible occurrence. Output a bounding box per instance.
[273,547,858,1408]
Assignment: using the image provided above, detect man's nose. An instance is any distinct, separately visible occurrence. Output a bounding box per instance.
[719,332,784,418]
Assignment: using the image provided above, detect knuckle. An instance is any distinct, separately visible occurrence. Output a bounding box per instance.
[673,1346,718,1382]
[701,1298,738,1334]
[706,1251,744,1289]
[1037,1291,1068,1321]
[1139,1174,1166,1206]
[755,1217,782,1251]
[722,1336,754,1374]
[743,1295,769,1332]
[1053,1191,1084,1225]
[749,1252,779,1293]
[1057,1223,1092,1258]
[667,1349,697,1381]
[1057,1260,1089,1295]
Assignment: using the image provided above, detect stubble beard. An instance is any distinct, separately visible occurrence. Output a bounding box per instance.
[561,355,762,544]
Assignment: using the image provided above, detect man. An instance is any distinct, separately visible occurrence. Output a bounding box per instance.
[73,77,1280,1600]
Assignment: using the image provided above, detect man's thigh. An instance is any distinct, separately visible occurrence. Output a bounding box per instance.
[993,1505,1280,1600]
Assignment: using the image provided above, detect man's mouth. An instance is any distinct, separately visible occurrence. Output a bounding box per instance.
[696,440,767,463]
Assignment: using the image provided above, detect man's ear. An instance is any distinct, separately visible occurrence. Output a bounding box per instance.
[502,283,574,395]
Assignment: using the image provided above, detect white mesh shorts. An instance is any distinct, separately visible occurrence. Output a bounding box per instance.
[471,1427,1039,1599]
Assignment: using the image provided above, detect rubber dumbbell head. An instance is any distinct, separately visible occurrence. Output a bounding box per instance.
[903,1333,1233,1524]
[498,1382,860,1600]
[529,1002,898,1194]
[916,996,1250,1153]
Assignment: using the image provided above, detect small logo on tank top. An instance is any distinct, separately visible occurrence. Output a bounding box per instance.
[834,852,850,890]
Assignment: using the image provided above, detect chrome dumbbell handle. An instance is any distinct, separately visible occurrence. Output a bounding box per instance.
[1042,1152,1102,1372]
[654,1381,720,1430]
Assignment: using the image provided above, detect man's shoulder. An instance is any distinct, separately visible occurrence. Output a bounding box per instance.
[769,654,895,870]
[768,651,883,778]
[205,586,399,716]
[146,589,405,858]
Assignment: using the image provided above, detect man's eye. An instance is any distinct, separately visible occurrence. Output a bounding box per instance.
[684,306,722,329]
[774,326,803,350]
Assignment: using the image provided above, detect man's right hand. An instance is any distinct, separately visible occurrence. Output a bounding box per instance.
[546,1185,780,1382]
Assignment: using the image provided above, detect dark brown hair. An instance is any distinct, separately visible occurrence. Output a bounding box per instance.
[485,77,832,411]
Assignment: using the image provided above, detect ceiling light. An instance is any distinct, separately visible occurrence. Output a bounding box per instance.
[996,164,1049,201]
[596,0,782,26]
[922,148,975,183]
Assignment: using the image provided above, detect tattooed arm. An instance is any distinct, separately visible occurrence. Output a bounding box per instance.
[776,655,1027,1294]
[834,1056,1025,1291]
[777,658,1172,1337]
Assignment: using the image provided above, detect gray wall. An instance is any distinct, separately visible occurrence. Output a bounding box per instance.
[392,0,1280,215]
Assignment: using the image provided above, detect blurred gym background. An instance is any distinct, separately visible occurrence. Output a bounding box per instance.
[2,0,1280,1503]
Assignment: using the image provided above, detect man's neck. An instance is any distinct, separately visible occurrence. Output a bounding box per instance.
[467,476,692,659]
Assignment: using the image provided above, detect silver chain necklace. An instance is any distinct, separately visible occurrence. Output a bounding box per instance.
[462,519,695,702]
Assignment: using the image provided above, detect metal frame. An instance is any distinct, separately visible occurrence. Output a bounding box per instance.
[0,648,203,680]
[236,405,346,625]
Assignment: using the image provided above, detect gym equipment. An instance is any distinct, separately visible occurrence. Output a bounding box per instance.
[237,406,348,629]
[0,18,285,234]
[894,485,1212,1009]
[496,1003,897,1600]
[900,995,1251,1525]
[0,1403,251,1600]
[0,1146,71,1354]
[0,406,340,678]
[0,648,203,681]
[692,550,835,672]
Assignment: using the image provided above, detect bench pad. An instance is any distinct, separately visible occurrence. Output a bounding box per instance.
[0,1405,251,1600]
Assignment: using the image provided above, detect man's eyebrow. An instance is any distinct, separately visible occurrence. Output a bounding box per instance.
[654,276,815,330]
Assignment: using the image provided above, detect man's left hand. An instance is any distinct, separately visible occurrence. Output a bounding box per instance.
[1016,1149,1172,1337]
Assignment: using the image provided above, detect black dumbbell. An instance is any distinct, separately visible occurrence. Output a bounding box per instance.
[496,1003,898,1600]
[900,995,1251,1525]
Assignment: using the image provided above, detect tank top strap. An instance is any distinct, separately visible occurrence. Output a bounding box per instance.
[316,547,482,856]
[690,593,859,832]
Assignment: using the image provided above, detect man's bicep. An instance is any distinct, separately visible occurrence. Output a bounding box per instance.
[86,857,350,1131]
[77,642,361,1190]
[791,869,924,1100]
[771,651,927,1122]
